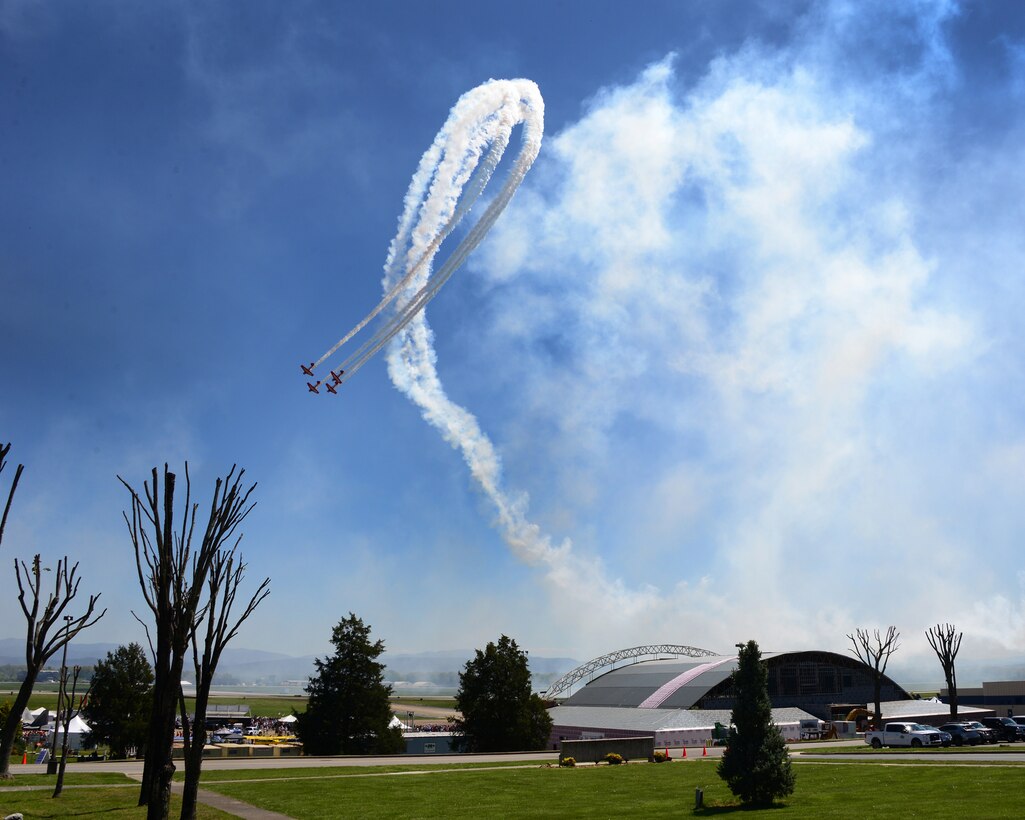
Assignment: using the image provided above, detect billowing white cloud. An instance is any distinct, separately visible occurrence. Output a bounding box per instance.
[453,2,1025,664]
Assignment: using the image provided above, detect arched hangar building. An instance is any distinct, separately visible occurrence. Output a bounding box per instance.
[546,647,986,749]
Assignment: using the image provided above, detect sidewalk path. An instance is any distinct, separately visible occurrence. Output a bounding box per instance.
[174,780,293,820]
[124,772,294,820]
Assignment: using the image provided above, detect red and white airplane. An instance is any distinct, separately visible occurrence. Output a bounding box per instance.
[325,382,338,395]
[300,363,315,377]
[307,381,321,394]
[330,369,344,385]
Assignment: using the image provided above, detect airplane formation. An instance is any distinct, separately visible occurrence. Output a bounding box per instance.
[301,364,344,396]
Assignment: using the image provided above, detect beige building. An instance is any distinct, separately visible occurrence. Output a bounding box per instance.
[941,680,1025,719]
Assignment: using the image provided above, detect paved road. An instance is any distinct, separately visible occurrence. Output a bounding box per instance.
[8,751,562,777]
[8,740,1023,779]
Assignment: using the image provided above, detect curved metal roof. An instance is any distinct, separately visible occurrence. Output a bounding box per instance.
[541,644,719,699]
[558,649,913,709]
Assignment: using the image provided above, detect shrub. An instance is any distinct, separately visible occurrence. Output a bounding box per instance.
[652,750,670,763]
[603,752,624,765]
[559,756,576,768]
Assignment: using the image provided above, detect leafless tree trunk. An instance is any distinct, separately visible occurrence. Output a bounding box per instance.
[53,666,89,798]
[180,548,269,820]
[120,463,255,820]
[0,441,25,553]
[926,623,962,718]
[847,626,900,727]
[0,555,105,779]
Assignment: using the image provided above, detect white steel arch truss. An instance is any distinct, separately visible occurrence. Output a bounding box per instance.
[541,644,720,699]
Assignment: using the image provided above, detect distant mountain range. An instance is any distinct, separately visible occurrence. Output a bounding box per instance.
[5,637,1025,691]
[0,639,577,689]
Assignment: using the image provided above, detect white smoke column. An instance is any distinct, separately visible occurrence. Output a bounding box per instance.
[382,79,663,620]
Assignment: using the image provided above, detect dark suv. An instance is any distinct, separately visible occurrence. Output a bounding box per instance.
[939,723,982,746]
[964,720,999,743]
[981,717,1025,741]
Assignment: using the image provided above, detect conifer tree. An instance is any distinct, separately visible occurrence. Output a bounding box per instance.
[82,642,153,759]
[717,640,795,806]
[295,613,403,756]
[454,635,552,752]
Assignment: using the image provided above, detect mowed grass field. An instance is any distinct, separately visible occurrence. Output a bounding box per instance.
[0,773,232,819]
[2,691,308,718]
[3,691,454,720]
[5,758,1025,818]
[193,758,1025,819]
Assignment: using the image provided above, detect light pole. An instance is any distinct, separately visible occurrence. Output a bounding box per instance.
[46,615,74,775]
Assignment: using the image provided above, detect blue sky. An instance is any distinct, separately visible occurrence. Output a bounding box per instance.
[2,0,1025,680]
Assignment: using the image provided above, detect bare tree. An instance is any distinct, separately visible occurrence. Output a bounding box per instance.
[0,555,105,779]
[926,623,962,718]
[0,441,25,552]
[847,626,900,727]
[120,463,255,819]
[53,665,90,798]
[179,547,269,820]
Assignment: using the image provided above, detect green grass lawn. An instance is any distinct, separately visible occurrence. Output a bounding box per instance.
[3,691,307,718]
[5,691,459,720]
[389,696,457,710]
[195,759,1025,819]
[173,760,541,782]
[0,773,232,819]
[2,772,136,786]
[7,758,1025,818]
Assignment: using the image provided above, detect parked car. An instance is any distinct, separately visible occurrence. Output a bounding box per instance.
[939,723,982,746]
[933,728,952,747]
[980,717,1025,741]
[1011,716,1025,730]
[964,720,999,744]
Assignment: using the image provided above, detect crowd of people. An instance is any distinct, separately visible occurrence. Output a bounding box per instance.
[407,722,456,733]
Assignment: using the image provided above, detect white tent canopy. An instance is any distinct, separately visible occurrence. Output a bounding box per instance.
[278,714,297,724]
[48,714,92,751]
[389,715,410,731]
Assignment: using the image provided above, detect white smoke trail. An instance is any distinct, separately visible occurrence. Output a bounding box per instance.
[378,80,665,619]
[312,82,526,381]
[308,79,665,622]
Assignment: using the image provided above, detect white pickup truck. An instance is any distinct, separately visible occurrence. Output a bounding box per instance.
[864,722,945,749]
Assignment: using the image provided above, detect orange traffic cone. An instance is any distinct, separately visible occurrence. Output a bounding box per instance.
[682,746,687,758]
[22,751,27,764]
[702,745,707,757]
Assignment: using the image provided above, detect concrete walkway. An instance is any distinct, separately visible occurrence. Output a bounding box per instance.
[173,781,293,819]
[123,772,293,820]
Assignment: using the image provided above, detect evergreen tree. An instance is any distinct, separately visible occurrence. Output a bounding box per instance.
[454,635,552,752]
[717,640,795,806]
[0,701,24,758]
[295,613,403,756]
[82,643,153,759]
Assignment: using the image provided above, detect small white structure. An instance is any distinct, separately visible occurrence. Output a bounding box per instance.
[48,715,92,752]
[389,715,411,731]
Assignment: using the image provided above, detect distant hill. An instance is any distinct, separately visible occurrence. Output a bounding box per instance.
[0,638,577,689]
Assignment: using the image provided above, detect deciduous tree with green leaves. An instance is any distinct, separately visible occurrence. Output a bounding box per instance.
[82,643,153,759]
[717,640,795,806]
[453,635,552,752]
[295,613,403,756]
